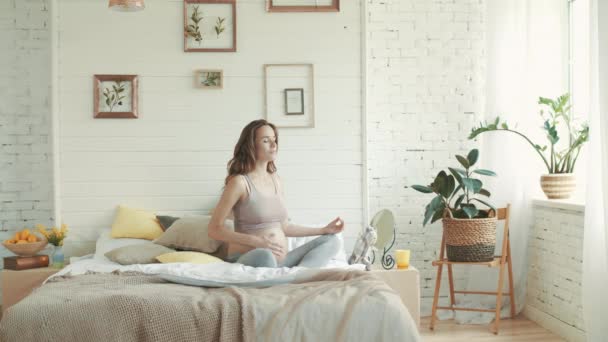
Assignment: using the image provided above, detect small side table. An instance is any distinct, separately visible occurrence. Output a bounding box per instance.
[371,266,420,327]
[1,267,60,315]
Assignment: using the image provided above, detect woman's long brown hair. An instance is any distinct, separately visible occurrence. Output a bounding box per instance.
[225,119,279,185]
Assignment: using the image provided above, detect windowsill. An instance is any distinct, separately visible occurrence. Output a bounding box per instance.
[532,198,586,213]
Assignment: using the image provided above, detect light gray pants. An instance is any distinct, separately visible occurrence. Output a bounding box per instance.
[227,234,340,268]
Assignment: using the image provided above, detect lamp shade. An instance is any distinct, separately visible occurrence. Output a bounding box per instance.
[109,0,145,12]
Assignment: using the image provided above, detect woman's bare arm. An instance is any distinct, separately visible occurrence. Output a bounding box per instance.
[208,176,262,248]
[283,223,327,237]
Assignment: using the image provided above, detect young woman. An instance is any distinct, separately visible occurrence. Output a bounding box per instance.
[208,119,344,268]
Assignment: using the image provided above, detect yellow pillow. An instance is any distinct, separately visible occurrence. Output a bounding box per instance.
[111,205,163,240]
[156,251,224,265]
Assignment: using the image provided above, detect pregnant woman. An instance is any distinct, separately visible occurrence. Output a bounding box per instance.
[208,119,344,268]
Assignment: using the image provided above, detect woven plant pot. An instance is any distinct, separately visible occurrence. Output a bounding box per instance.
[540,173,576,199]
[442,210,497,262]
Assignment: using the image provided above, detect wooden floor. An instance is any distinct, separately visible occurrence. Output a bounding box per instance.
[420,315,565,341]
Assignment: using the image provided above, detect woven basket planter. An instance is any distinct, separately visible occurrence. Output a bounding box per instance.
[442,210,497,262]
[540,173,576,199]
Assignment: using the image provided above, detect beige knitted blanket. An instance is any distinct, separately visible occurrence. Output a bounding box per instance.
[0,269,411,342]
[0,270,255,342]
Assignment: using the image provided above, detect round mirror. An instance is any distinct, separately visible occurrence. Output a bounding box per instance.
[370,209,395,250]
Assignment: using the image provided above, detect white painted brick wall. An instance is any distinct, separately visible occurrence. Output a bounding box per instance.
[526,204,585,337]
[366,0,485,314]
[0,0,54,246]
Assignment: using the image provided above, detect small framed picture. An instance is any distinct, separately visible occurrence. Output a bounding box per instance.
[195,69,223,89]
[184,0,236,52]
[264,64,315,128]
[284,88,304,115]
[93,74,138,118]
[267,0,339,12]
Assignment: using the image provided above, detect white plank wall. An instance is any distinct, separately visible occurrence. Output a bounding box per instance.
[57,0,363,256]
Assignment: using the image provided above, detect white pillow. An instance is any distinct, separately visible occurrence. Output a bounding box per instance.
[94,228,153,263]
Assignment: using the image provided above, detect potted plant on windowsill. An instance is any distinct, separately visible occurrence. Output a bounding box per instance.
[407,149,498,262]
[468,93,589,199]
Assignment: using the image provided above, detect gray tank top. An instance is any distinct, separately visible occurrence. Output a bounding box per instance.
[233,174,288,233]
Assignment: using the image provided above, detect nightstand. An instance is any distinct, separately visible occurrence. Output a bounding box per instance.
[371,266,420,327]
[1,267,60,315]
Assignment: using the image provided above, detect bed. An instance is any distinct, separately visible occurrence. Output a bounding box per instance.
[0,233,421,342]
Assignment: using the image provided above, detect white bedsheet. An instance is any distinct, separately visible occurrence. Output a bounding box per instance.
[48,256,366,286]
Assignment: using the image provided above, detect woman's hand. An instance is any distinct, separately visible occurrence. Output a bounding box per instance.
[254,236,286,260]
[322,217,345,235]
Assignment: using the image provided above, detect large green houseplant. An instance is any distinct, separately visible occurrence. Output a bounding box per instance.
[408,149,498,262]
[468,93,588,199]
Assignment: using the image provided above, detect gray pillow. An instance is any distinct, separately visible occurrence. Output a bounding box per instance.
[105,244,175,265]
[156,215,180,231]
[153,215,233,253]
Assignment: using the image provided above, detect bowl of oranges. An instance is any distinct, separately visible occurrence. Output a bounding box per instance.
[2,229,48,257]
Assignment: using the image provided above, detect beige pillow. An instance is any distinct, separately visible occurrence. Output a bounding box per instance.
[153,215,233,253]
[156,251,224,265]
[105,244,175,265]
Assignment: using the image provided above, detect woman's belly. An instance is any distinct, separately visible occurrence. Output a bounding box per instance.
[228,227,287,262]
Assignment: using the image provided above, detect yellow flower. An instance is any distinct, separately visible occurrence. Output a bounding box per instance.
[37,227,49,238]
[35,224,47,230]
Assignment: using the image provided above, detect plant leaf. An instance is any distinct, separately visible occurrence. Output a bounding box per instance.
[431,171,449,195]
[467,149,479,167]
[448,167,464,186]
[454,193,466,209]
[479,188,491,197]
[462,178,482,193]
[424,195,444,226]
[430,204,446,224]
[410,185,434,194]
[456,155,470,169]
[461,204,479,218]
[471,198,496,211]
[473,169,497,176]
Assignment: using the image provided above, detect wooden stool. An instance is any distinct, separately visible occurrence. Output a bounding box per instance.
[429,204,515,334]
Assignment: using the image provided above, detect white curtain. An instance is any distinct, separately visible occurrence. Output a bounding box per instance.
[582,0,608,340]
[441,0,570,324]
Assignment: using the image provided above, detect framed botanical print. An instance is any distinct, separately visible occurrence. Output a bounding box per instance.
[93,74,139,118]
[267,0,339,12]
[194,69,223,89]
[184,0,236,52]
[264,64,315,128]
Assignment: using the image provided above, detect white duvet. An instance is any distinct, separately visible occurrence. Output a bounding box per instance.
[48,255,366,287]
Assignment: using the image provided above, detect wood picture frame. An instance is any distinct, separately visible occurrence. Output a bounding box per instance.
[264,64,315,128]
[184,0,237,52]
[267,0,339,12]
[93,74,138,119]
[194,69,223,89]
